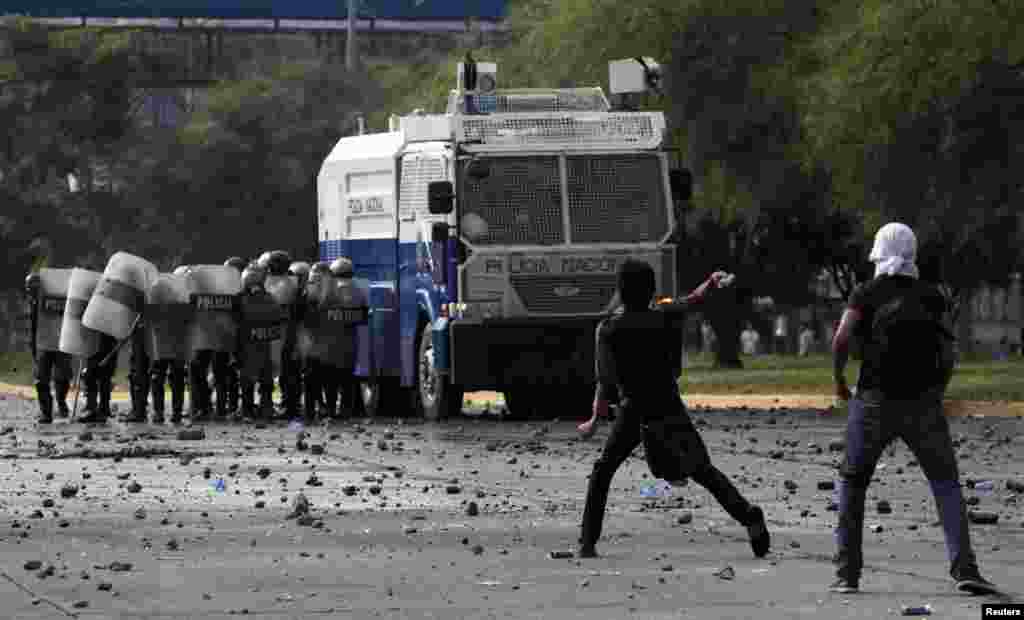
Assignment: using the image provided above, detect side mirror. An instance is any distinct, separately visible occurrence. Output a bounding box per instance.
[431,221,449,244]
[466,158,491,180]
[428,181,454,215]
[669,169,693,202]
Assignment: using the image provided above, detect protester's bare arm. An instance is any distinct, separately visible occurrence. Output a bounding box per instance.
[832,308,861,400]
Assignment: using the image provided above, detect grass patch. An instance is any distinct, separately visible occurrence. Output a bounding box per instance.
[680,353,1024,402]
[3,350,1024,402]
[0,351,132,391]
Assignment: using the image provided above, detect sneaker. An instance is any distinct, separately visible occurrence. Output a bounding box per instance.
[151,412,166,425]
[577,546,598,559]
[955,573,999,596]
[746,506,771,558]
[829,578,859,594]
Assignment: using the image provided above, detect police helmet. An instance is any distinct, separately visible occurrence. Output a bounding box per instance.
[24,272,41,293]
[329,257,354,278]
[172,265,190,276]
[241,265,265,290]
[288,261,310,278]
[266,250,292,276]
[256,252,273,270]
[224,256,247,272]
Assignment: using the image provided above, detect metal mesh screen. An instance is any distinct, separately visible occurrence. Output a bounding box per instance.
[457,113,664,151]
[567,155,669,244]
[511,275,618,315]
[399,155,446,221]
[459,157,564,246]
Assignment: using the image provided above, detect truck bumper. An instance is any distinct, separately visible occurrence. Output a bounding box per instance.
[449,317,603,391]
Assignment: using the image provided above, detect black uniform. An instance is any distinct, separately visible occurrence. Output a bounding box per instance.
[579,294,767,557]
[80,333,118,422]
[237,287,286,419]
[28,290,73,422]
[834,275,991,591]
[127,314,150,421]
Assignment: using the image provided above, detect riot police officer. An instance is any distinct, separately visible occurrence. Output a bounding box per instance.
[329,257,367,418]
[236,265,285,420]
[288,261,311,417]
[221,256,248,418]
[78,330,118,425]
[261,250,299,419]
[25,272,73,424]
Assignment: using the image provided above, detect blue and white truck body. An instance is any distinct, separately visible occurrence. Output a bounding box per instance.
[317,60,681,419]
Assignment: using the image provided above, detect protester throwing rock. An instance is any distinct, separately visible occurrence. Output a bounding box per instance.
[575,261,769,560]
[830,222,998,595]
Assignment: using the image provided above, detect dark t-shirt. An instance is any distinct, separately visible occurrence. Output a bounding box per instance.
[595,301,692,415]
[847,275,948,394]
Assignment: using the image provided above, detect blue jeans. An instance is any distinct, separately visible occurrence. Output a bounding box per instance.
[835,394,979,581]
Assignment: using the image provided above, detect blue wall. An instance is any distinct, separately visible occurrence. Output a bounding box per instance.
[1,0,505,20]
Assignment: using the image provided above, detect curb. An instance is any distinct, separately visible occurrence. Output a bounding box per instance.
[1,383,1022,418]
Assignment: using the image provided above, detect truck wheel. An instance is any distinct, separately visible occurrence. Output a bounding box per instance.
[418,326,463,420]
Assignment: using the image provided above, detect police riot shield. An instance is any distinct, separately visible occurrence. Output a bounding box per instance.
[146,273,192,361]
[59,269,103,358]
[264,274,298,373]
[307,276,369,369]
[186,265,241,354]
[82,252,158,340]
[36,269,72,353]
[237,290,286,381]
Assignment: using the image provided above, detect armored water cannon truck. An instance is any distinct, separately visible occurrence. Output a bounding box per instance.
[317,57,692,420]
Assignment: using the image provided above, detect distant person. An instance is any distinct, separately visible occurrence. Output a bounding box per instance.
[830,222,997,595]
[575,262,769,561]
[773,314,788,354]
[24,272,73,424]
[798,323,816,357]
[741,323,760,356]
[701,320,716,355]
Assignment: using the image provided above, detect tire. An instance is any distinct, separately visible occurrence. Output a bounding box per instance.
[418,325,463,421]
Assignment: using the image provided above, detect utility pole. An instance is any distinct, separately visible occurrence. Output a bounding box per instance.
[346,0,357,71]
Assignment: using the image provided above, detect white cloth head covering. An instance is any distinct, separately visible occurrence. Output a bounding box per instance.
[869,222,919,279]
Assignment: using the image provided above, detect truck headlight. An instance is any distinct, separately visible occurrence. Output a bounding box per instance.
[452,301,501,320]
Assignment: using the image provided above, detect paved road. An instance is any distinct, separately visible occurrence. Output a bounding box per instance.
[0,392,1021,619]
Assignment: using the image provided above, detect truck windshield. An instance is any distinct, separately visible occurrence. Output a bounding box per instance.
[458,154,668,247]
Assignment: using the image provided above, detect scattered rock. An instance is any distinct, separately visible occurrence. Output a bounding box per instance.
[72,601,89,609]
[377,440,388,451]
[872,524,884,533]
[108,562,133,572]
[877,500,892,514]
[177,429,205,441]
[369,486,382,496]
[23,560,42,571]
[465,502,479,517]
[117,473,131,480]
[97,582,113,591]
[306,474,323,487]
[783,480,798,491]
[257,467,271,479]
[789,541,801,549]
[127,481,143,493]
[42,499,55,508]
[1006,480,1024,494]
[134,507,146,520]
[77,432,94,442]
[676,512,693,525]
[255,501,266,509]
[287,493,311,519]
[471,544,484,555]
[60,484,79,499]
[446,485,462,495]
[166,539,179,551]
[817,480,835,491]
[968,511,999,525]
[714,566,735,580]
[310,444,325,456]
[342,485,358,496]
[828,441,845,452]
[296,515,317,527]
